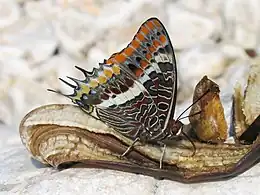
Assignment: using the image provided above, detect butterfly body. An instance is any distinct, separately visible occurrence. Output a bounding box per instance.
[51,18,184,166]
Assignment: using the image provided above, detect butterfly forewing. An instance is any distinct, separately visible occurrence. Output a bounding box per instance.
[59,18,178,143]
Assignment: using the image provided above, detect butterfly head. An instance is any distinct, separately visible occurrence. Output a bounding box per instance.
[167,120,183,136]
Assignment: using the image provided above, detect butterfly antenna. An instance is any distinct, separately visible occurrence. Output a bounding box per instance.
[176,89,211,156]
[177,110,202,121]
[176,89,210,121]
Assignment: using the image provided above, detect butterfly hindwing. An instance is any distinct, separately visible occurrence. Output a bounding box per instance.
[58,18,177,143]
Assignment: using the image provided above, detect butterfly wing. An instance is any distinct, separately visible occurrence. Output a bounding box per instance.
[59,18,178,142]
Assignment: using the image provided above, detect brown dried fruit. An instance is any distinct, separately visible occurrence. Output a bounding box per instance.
[243,64,260,125]
[189,76,228,143]
[19,104,260,183]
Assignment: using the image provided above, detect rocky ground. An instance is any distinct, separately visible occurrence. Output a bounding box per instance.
[0,0,260,194]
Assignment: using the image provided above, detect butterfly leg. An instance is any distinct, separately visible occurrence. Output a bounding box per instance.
[180,126,196,156]
[159,144,166,169]
[120,137,140,157]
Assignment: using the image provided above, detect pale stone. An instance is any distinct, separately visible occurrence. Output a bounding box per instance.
[0,1,259,194]
[0,0,21,29]
[177,42,228,102]
[1,19,58,66]
[53,9,102,59]
[166,5,219,49]
[24,0,61,20]
[223,0,260,48]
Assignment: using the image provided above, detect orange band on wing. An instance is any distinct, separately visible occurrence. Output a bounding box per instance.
[140,26,149,35]
[105,19,165,67]
[131,39,140,49]
[145,53,152,61]
[114,54,126,63]
[153,40,161,48]
[136,33,145,41]
[106,53,117,64]
[153,19,161,28]
[124,47,134,56]
[106,58,114,64]
[146,20,155,30]
[159,35,166,44]
[135,68,143,77]
[140,60,149,69]
[148,46,156,53]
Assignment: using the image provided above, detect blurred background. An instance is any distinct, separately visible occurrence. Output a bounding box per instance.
[0,0,259,133]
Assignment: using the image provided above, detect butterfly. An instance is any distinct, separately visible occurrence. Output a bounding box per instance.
[49,17,196,168]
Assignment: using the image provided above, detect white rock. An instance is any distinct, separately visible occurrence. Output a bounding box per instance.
[97,0,164,28]
[85,47,107,69]
[0,45,25,60]
[2,18,58,66]
[178,42,227,88]
[0,76,69,127]
[220,44,249,60]
[156,170,260,195]
[53,9,103,59]
[177,0,224,15]
[0,125,20,146]
[53,0,166,59]
[24,0,62,20]
[0,135,259,195]
[0,1,259,194]
[166,5,219,49]
[0,0,21,29]
[220,59,251,92]
[222,0,260,48]
[0,58,33,79]
[32,54,90,94]
[0,98,13,125]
